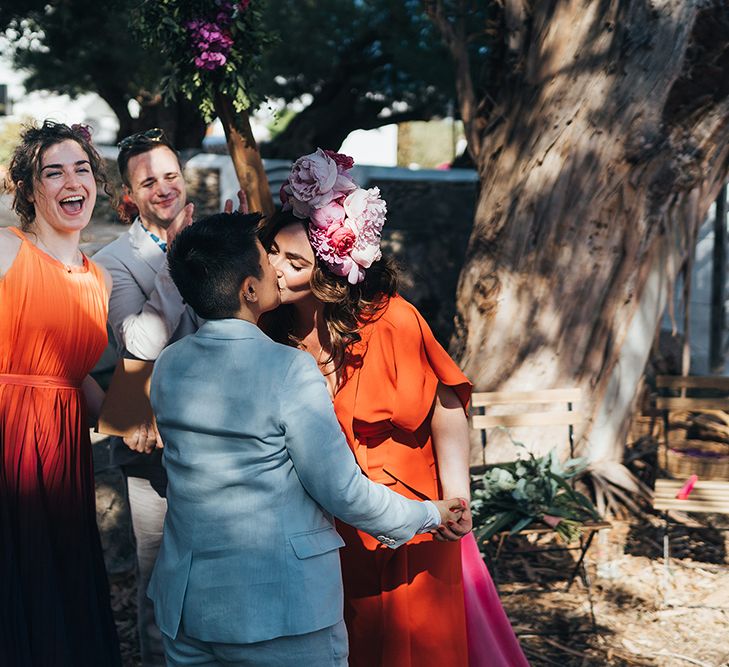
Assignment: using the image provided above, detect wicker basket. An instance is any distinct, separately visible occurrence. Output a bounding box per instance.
[664,438,729,480]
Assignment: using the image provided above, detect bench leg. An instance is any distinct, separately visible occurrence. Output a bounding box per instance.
[565,530,596,591]
[662,516,671,602]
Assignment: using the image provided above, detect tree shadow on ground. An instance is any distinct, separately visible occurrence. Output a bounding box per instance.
[484,533,593,586]
[624,523,727,564]
[508,592,653,667]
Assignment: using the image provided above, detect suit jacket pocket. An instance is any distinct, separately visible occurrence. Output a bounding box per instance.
[289,526,345,560]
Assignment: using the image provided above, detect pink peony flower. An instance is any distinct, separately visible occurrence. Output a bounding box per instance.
[322,149,355,171]
[351,242,382,269]
[326,222,356,257]
[309,201,346,229]
[284,149,387,285]
[343,187,387,234]
[287,149,339,207]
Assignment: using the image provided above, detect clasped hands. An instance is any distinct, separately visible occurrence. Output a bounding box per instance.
[123,422,162,454]
[430,498,473,542]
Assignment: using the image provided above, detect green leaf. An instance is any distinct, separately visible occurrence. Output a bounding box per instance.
[481,510,521,540]
[509,515,534,535]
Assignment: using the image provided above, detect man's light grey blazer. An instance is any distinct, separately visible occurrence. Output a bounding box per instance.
[94,219,198,467]
[148,319,432,645]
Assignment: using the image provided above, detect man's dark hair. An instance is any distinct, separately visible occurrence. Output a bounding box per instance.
[168,211,265,320]
[116,128,181,188]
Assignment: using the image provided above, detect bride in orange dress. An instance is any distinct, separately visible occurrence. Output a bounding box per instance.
[0,121,121,666]
[262,149,528,666]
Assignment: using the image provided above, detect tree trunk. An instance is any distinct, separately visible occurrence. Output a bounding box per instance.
[214,93,275,218]
[446,1,729,465]
[132,95,206,149]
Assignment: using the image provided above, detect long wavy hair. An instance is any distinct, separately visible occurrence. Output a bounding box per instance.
[259,209,398,372]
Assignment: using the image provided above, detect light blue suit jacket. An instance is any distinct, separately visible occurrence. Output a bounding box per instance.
[147,319,431,644]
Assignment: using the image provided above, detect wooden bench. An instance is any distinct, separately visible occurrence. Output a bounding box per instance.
[653,374,729,494]
[651,378,729,576]
[471,387,583,474]
[653,478,729,514]
[655,375,729,412]
[470,388,609,633]
[652,478,729,576]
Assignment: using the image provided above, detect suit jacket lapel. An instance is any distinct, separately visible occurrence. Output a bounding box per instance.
[129,218,167,274]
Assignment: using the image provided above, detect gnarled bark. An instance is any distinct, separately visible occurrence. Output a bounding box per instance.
[434,1,729,464]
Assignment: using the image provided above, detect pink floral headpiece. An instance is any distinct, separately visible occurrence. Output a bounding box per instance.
[280,148,387,285]
[71,123,93,143]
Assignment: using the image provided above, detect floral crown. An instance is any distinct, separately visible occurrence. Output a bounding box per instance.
[280,148,386,285]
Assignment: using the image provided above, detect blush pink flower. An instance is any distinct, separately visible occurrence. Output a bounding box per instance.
[309,201,346,229]
[343,187,387,236]
[351,242,382,269]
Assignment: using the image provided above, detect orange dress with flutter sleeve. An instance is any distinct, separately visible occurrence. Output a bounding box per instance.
[0,227,120,666]
[333,295,471,667]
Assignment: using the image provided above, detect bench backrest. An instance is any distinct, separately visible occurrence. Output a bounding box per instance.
[655,375,729,411]
[653,478,729,513]
[470,388,583,468]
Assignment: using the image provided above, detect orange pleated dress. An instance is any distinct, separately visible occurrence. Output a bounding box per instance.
[0,227,121,666]
[333,295,471,667]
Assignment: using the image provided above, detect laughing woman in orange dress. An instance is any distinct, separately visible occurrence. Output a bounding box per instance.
[0,121,121,666]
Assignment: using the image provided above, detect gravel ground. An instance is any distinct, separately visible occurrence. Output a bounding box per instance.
[106,519,729,667]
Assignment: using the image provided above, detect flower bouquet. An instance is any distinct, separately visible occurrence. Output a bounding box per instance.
[471,446,601,544]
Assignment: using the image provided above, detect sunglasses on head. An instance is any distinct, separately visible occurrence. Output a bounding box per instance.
[117,128,165,151]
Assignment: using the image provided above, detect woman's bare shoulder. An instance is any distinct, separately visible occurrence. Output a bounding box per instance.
[0,227,23,277]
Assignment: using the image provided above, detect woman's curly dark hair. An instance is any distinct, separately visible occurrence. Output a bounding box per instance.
[8,120,112,230]
[259,209,398,372]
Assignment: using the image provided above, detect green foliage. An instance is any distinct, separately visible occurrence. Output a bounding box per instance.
[471,443,601,544]
[257,0,455,119]
[4,0,157,112]
[134,1,276,122]
[2,0,492,151]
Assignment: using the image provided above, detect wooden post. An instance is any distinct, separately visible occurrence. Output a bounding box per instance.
[213,92,275,219]
[710,185,728,372]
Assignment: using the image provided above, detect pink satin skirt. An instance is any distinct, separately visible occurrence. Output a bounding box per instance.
[462,533,530,666]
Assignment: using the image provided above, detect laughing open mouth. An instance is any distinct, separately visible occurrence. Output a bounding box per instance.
[60,195,84,214]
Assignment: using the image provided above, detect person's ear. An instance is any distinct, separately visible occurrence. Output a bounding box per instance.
[241,277,258,304]
[18,181,33,203]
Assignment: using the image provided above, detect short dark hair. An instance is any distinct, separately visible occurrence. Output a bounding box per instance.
[168,211,265,320]
[9,120,110,230]
[117,129,181,188]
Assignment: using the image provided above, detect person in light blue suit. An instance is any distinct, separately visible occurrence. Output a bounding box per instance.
[147,212,468,667]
